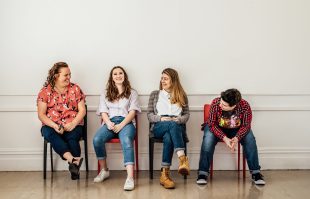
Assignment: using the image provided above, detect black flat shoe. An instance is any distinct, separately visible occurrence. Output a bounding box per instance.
[78,158,83,170]
[68,158,81,180]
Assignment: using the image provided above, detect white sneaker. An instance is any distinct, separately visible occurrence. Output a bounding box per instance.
[94,169,110,183]
[123,178,135,191]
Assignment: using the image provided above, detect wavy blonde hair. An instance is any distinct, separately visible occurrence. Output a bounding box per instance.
[106,66,132,102]
[160,68,187,107]
[43,62,68,88]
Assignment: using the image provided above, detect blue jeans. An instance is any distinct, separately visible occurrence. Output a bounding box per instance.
[198,125,261,177]
[153,121,185,167]
[93,116,136,166]
[41,125,83,159]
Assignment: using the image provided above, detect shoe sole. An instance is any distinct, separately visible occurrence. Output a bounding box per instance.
[178,167,190,176]
[252,180,266,185]
[124,187,134,191]
[94,176,109,183]
[69,158,83,180]
[160,182,175,189]
[196,180,207,185]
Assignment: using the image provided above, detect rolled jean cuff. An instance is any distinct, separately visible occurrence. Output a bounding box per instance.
[60,149,71,160]
[124,162,134,166]
[251,170,260,174]
[162,162,171,167]
[97,157,107,160]
[198,170,209,177]
[174,147,185,153]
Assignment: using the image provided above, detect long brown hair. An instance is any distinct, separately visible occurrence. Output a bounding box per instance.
[106,66,132,102]
[160,68,187,107]
[44,62,69,88]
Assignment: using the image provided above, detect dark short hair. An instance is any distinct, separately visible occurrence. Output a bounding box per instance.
[220,88,242,106]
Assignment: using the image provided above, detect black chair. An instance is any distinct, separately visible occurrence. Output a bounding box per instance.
[42,106,89,179]
[149,123,189,179]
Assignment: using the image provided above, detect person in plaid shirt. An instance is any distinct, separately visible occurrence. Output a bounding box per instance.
[196,89,265,185]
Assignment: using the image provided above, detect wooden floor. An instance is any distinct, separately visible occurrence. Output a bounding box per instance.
[0,170,309,199]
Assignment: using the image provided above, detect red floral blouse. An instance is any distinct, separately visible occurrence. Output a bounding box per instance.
[37,83,86,126]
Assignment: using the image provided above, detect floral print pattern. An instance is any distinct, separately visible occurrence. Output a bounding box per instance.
[37,83,85,126]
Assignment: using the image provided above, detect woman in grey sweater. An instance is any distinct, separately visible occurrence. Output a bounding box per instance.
[147,68,190,189]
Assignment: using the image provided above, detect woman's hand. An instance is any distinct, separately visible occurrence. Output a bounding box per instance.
[107,121,115,130]
[172,116,179,122]
[160,117,173,121]
[112,123,125,133]
[64,121,77,132]
[53,123,64,134]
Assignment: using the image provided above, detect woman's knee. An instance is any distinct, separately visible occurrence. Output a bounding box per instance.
[41,126,55,140]
[121,137,133,149]
[93,133,106,147]
[162,133,172,144]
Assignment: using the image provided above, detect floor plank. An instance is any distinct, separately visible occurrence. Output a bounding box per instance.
[0,170,309,199]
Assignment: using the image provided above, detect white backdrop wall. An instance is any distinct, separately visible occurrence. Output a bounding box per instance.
[0,0,310,171]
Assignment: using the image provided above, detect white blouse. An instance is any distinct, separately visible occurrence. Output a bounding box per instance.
[96,89,141,119]
[156,90,182,116]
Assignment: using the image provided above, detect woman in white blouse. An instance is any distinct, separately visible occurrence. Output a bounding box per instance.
[93,66,141,191]
[147,68,190,189]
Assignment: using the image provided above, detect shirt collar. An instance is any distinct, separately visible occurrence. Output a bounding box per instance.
[161,89,171,98]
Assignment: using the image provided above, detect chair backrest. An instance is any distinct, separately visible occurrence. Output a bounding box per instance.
[204,104,211,123]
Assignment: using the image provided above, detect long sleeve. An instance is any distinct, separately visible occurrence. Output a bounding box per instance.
[147,90,161,123]
[207,98,226,140]
[236,101,252,140]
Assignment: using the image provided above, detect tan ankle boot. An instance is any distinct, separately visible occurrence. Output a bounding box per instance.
[160,167,175,189]
[178,155,190,176]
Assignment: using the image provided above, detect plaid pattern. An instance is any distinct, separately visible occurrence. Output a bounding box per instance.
[207,97,252,141]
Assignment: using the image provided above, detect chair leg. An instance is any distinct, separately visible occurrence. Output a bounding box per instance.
[184,143,187,180]
[43,140,47,179]
[97,161,100,174]
[84,140,89,172]
[50,144,53,172]
[135,138,139,171]
[149,138,154,179]
[238,142,240,174]
[243,150,246,179]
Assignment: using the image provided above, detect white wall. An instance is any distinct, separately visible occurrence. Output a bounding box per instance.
[0,0,309,171]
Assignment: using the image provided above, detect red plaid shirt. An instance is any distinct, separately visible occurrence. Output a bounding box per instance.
[207,97,252,141]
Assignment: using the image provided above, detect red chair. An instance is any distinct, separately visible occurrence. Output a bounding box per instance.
[97,116,139,173]
[203,104,246,179]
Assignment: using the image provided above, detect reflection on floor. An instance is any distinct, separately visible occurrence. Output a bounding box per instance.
[0,170,309,199]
